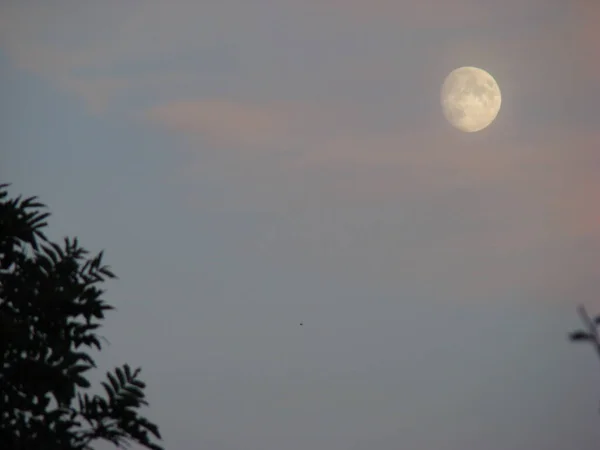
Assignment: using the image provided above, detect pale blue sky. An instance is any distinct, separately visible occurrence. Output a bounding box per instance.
[2,1,600,449]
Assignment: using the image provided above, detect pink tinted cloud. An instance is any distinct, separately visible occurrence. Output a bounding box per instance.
[147,97,600,201]
[146,100,291,149]
[61,77,130,114]
[1,0,591,120]
[298,126,600,305]
[147,97,600,306]
[148,95,600,251]
[302,125,600,228]
[145,99,362,150]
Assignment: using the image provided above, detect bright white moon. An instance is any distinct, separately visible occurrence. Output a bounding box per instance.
[441,66,501,133]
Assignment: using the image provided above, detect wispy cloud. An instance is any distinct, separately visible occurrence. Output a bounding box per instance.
[60,77,130,114]
[146,95,600,249]
[2,0,599,308]
[0,0,594,118]
[146,101,293,149]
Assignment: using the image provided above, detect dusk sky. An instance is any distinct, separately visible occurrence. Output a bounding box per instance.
[2,1,600,449]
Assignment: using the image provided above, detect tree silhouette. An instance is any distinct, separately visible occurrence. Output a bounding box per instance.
[568,305,600,413]
[0,183,163,450]
[568,305,600,359]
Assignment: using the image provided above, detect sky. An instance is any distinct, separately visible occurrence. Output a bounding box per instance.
[2,0,600,448]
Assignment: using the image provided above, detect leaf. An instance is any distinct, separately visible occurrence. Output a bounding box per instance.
[77,393,85,411]
[72,374,91,388]
[116,366,126,386]
[37,254,54,274]
[144,422,162,439]
[12,195,22,206]
[101,381,115,399]
[42,245,59,264]
[124,386,145,400]
[34,229,48,243]
[90,252,104,270]
[116,394,141,409]
[69,364,93,376]
[124,364,132,380]
[50,241,64,258]
[21,196,45,209]
[107,372,120,393]
[29,212,51,229]
[568,331,591,342]
[81,323,101,333]
[130,379,146,389]
[86,335,102,350]
[72,351,96,366]
[99,266,116,278]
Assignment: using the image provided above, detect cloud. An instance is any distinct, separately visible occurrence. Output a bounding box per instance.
[145,98,370,151]
[0,0,288,75]
[3,1,598,308]
[276,126,600,305]
[301,125,600,234]
[0,1,253,111]
[0,2,129,74]
[4,0,600,248]
[146,101,293,149]
[60,77,131,114]
[0,0,594,121]
[146,95,600,289]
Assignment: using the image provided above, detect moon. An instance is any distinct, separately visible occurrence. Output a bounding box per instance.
[441,66,501,133]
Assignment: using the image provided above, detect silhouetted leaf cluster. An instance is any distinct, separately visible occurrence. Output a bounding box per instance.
[0,183,163,450]
[568,306,600,345]
[568,317,600,342]
[567,305,600,414]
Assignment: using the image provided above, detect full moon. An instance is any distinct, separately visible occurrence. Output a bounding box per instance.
[441,66,501,133]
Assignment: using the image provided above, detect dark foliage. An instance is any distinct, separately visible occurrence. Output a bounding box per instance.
[568,305,600,354]
[0,183,163,450]
[568,305,600,413]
